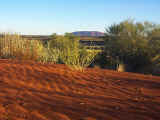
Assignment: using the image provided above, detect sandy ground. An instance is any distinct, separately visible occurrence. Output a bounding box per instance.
[0,59,160,120]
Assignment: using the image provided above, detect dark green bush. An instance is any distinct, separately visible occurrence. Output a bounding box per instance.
[103,20,160,74]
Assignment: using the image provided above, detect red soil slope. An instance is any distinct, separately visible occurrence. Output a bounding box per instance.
[0,59,160,120]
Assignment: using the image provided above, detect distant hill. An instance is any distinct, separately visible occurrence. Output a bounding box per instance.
[72,31,105,37]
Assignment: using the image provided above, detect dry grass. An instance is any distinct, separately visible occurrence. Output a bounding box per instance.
[0,34,42,60]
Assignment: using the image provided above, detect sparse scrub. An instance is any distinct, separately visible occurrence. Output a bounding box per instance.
[49,33,97,71]
[0,33,54,62]
[0,33,97,70]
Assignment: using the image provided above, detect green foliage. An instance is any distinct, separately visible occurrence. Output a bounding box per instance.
[104,20,160,74]
[49,33,97,71]
[37,42,60,63]
[0,33,97,70]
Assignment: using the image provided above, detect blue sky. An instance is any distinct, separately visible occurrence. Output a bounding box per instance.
[0,0,159,35]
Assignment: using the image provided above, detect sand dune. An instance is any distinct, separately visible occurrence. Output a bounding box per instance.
[0,59,160,120]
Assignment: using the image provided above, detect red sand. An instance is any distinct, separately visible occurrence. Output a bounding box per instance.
[0,59,160,120]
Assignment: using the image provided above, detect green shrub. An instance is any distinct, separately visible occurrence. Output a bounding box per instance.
[37,42,60,63]
[104,20,160,74]
[0,33,97,69]
[48,33,97,71]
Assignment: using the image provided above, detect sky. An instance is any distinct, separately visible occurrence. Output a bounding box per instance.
[0,0,159,35]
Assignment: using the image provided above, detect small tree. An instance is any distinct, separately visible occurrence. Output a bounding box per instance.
[104,20,160,74]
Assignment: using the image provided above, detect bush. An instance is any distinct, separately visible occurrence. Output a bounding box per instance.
[0,33,57,62]
[0,34,36,60]
[48,33,97,71]
[0,33,97,68]
[92,52,118,70]
[38,42,60,63]
[104,20,160,74]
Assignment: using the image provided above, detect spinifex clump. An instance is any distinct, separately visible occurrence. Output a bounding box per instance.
[0,33,43,61]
